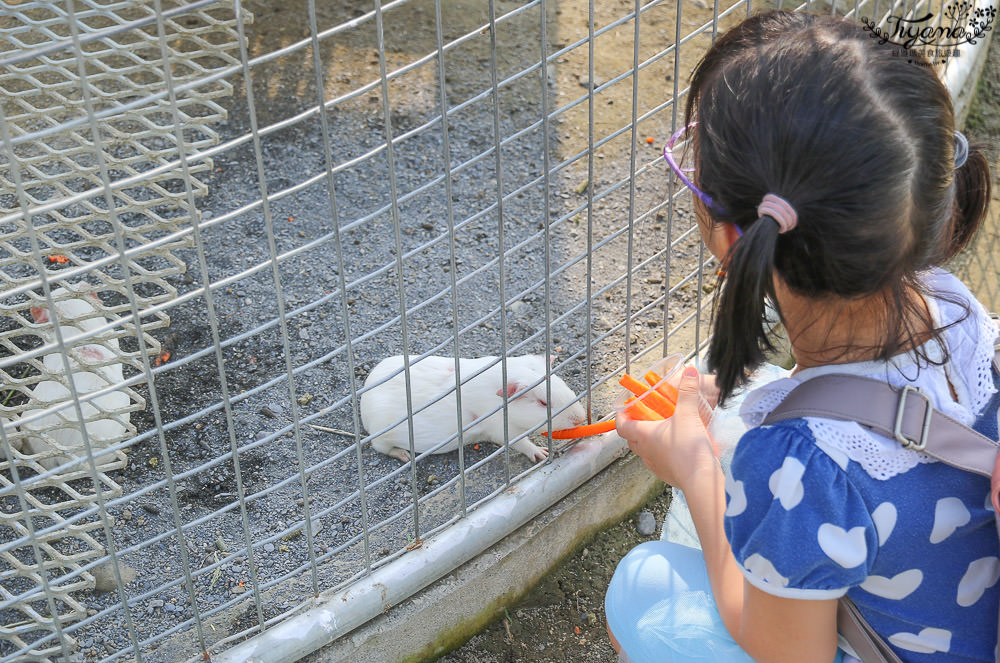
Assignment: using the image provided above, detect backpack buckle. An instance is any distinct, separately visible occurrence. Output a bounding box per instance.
[894,385,932,451]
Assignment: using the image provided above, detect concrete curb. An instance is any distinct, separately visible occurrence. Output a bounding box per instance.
[944,0,995,128]
[305,452,662,663]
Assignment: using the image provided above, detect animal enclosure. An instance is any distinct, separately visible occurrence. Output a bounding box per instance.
[0,0,996,661]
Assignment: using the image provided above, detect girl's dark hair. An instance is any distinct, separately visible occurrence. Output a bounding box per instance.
[685,10,992,404]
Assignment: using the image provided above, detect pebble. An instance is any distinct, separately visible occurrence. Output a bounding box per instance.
[636,510,656,536]
[261,404,283,418]
[264,543,275,553]
[91,560,137,592]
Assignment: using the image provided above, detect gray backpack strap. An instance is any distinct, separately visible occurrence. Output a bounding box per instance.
[838,598,904,663]
[761,373,999,477]
[761,353,1000,663]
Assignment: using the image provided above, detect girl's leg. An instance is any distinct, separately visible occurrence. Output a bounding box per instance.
[605,540,754,662]
[605,540,846,663]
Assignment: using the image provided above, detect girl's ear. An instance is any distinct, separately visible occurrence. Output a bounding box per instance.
[720,223,741,255]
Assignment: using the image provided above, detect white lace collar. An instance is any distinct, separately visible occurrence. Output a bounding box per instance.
[738,269,998,480]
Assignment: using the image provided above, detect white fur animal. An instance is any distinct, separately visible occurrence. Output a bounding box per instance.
[361,355,587,463]
[17,283,130,471]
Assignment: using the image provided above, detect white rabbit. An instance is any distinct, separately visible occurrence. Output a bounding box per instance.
[360,354,588,463]
[16,283,130,471]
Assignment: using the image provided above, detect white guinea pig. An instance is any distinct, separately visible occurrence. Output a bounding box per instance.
[360,355,587,463]
[15,283,130,471]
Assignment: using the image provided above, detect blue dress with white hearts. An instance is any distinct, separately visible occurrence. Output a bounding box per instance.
[726,269,999,662]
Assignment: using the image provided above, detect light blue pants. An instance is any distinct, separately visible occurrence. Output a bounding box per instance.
[605,540,846,663]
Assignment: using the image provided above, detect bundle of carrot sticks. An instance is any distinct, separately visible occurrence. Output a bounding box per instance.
[543,369,679,440]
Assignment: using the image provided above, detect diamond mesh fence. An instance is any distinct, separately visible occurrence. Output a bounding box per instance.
[0,1,247,659]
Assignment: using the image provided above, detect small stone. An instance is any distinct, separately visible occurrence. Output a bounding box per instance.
[279,544,290,553]
[636,510,656,536]
[263,543,275,553]
[91,560,137,593]
[426,474,439,485]
[149,599,164,609]
[261,404,283,418]
[232,584,245,595]
[121,509,132,521]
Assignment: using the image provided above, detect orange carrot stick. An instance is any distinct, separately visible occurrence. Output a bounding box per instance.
[619,373,675,419]
[644,370,679,404]
[622,397,661,421]
[541,419,618,439]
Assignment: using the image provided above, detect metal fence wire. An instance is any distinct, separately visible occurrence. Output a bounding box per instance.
[0,0,995,661]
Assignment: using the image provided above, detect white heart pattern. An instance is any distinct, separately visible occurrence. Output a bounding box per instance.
[743,553,789,587]
[725,470,747,517]
[871,502,897,547]
[888,628,951,654]
[817,523,868,569]
[860,569,923,600]
[768,456,806,510]
[930,497,971,544]
[957,556,1000,607]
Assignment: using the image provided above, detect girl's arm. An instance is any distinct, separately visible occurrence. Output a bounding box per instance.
[616,366,839,663]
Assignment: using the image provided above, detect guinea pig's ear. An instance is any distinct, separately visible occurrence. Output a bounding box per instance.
[536,354,556,367]
[30,306,49,324]
[497,383,519,399]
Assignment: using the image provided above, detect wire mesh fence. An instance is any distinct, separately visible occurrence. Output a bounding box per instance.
[0,0,995,661]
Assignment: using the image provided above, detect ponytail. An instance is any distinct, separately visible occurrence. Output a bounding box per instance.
[708,217,781,405]
[938,145,992,263]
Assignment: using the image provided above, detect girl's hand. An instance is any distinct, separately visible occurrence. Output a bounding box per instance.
[616,365,718,489]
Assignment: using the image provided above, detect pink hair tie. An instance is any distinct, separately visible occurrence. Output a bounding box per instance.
[757,194,797,233]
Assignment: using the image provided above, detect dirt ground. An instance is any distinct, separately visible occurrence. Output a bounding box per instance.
[438,20,1000,663]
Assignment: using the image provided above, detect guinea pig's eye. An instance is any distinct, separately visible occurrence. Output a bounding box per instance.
[536,397,548,408]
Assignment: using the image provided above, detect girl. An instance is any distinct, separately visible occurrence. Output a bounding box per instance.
[607,10,996,663]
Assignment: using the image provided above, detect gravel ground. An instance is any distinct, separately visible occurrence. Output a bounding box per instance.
[5,0,720,660]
